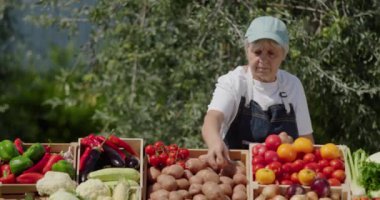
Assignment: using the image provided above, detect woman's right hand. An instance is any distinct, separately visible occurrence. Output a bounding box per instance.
[202,110,230,170]
[206,139,231,170]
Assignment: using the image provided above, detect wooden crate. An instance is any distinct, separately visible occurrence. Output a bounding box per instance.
[0,142,78,199]
[249,143,350,200]
[76,137,145,200]
[144,149,251,200]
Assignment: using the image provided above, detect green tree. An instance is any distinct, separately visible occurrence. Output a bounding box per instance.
[9,0,380,152]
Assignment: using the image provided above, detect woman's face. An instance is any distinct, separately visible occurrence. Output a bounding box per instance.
[246,40,285,82]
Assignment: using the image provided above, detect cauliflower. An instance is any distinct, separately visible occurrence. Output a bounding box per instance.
[36,171,77,196]
[76,179,111,200]
[49,189,79,200]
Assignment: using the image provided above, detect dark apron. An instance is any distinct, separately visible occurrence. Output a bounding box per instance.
[224,96,299,149]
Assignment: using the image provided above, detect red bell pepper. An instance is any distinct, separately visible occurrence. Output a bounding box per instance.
[0,164,16,183]
[16,172,43,184]
[95,136,127,160]
[23,153,51,173]
[109,135,138,156]
[42,153,63,174]
[14,138,24,154]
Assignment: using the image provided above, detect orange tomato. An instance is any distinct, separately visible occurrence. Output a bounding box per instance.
[277,143,297,162]
[320,143,341,160]
[298,169,316,186]
[255,168,276,184]
[292,137,314,153]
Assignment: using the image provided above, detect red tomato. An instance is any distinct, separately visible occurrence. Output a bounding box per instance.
[328,178,341,186]
[154,141,165,151]
[166,157,176,166]
[168,151,177,159]
[252,163,265,174]
[322,166,335,178]
[253,144,267,157]
[264,150,280,164]
[330,159,345,170]
[145,145,156,156]
[178,148,189,160]
[332,169,346,182]
[267,161,282,176]
[159,153,169,164]
[304,162,320,172]
[314,149,322,160]
[281,163,293,173]
[280,179,293,185]
[303,153,316,163]
[291,159,305,172]
[265,134,282,151]
[149,155,161,167]
[316,172,327,179]
[290,172,299,184]
[168,144,178,152]
[318,159,330,170]
[279,172,291,182]
[252,155,266,165]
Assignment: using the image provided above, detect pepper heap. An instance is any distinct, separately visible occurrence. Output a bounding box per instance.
[0,138,75,184]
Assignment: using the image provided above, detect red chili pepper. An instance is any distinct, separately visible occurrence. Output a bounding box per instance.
[44,145,51,153]
[16,172,43,184]
[79,147,91,172]
[81,134,101,147]
[14,138,24,154]
[42,153,63,174]
[1,164,16,183]
[95,136,127,160]
[23,153,51,174]
[109,135,138,156]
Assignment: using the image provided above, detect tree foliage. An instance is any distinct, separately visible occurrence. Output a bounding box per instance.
[1,0,379,152]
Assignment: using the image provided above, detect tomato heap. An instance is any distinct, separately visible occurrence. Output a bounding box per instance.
[145,141,190,169]
[252,134,346,187]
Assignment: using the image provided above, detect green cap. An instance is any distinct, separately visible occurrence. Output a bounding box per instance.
[245,16,289,54]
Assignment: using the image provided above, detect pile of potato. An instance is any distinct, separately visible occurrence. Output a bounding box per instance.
[147,154,248,200]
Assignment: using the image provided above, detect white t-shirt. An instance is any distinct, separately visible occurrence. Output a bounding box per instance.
[207,66,313,139]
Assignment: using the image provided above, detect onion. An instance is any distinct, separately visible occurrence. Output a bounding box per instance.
[285,184,306,199]
[310,178,331,198]
[261,184,280,198]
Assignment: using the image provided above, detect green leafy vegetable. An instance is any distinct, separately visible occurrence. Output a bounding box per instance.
[360,161,380,197]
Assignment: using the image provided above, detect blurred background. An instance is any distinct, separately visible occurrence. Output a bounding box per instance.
[0,0,379,153]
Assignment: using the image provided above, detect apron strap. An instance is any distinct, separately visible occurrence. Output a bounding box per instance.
[245,67,254,107]
[277,75,291,114]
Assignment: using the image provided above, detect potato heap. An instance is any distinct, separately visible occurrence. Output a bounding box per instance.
[147,154,248,200]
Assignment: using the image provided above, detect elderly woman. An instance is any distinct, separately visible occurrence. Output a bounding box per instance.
[202,16,314,169]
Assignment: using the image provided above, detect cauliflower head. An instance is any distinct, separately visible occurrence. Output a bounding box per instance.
[49,189,79,200]
[76,179,111,200]
[36,171,77,196]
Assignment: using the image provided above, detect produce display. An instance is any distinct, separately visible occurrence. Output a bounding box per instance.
[250,132,350,200]
[78,134,141,183]
[1,133,379,200]
[0,139,76,185]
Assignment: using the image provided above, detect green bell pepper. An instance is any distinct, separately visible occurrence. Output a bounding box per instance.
[0,140,20,162]
[23,143,45,162]
[52,160,75,179]
[9,155,33,175]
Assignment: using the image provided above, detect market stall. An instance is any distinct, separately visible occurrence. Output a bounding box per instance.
[0,133,379,200]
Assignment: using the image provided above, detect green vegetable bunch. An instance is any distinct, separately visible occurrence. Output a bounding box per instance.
[359,161,380,197]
